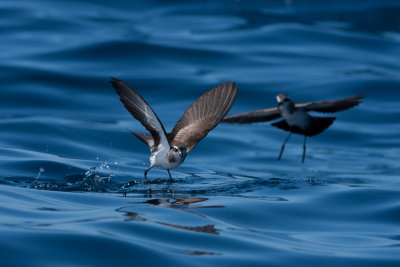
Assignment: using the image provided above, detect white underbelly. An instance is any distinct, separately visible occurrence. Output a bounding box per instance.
[150,148,182,169]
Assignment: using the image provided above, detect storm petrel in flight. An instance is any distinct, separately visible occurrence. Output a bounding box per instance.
[111,78,238,182]
[223,93,363,163]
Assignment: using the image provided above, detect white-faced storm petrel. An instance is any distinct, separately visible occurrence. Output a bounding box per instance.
[111,78,238,182]
[223,93,363,163]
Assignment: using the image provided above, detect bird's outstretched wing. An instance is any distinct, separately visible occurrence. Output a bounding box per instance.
[111,78,169,151]
[169,81,238,153]
[296,94,364,113]
[222,107,281,124]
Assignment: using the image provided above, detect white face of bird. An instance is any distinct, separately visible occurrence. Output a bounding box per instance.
[276,94,289,104]
[171,145,187,160]
[276,94,296,114]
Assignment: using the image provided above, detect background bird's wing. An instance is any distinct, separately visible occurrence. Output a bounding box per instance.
[296,94,364,113]
[222,107,281,124]
[169,81,238,153]
[111,78,169,151]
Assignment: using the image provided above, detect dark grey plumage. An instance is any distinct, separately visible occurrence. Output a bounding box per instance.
[296,94,364,113]
[222,94,363,124]
[271,116,336,137]
[223,93,363,163]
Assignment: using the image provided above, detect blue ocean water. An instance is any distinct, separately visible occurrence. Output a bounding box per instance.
[1,0,400,265]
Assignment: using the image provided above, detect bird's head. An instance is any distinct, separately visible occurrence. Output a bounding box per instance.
[169,143,187,161]
[276,94,290,104]
[276,93,294,108]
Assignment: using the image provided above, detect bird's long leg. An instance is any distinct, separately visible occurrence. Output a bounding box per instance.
[302,136,307,163]
[278,132,292,161]
[167,169,174,182]
[144,166,153,183]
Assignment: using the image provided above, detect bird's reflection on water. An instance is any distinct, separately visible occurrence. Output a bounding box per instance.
[116,197,223,255]
[117,197,223,234]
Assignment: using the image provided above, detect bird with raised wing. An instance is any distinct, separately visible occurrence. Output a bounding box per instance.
[223,93,363,163]
[111,78,238,182]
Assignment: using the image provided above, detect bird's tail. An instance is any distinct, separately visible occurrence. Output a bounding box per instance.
[271,119,291,132]
[306,116,336,137]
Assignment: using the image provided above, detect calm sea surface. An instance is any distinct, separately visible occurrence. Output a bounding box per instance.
[1,0,400,266]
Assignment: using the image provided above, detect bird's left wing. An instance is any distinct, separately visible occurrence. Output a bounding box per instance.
[296,94,364,113]
[169,81,238,153]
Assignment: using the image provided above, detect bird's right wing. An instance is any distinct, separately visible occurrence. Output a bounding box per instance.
[222,107,281,124]
[296,94,364,113]
[111,78,169,151]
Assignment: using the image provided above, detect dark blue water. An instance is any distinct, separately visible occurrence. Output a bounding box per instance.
[1,0,400,265]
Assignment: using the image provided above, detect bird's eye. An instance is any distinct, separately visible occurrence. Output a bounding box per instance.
[173,147,178,152]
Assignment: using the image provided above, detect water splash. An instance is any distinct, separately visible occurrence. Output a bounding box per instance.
[99,162,110,170]
[32,167,44,188]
